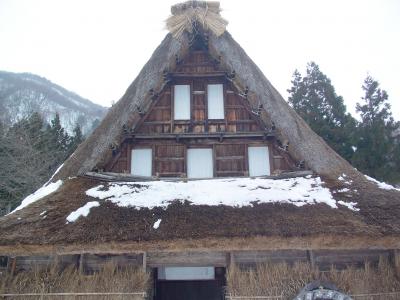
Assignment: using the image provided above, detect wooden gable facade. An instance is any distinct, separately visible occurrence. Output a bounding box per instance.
[105,46,297,178]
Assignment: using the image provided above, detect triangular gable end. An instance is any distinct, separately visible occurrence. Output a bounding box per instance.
[54,0,365,184]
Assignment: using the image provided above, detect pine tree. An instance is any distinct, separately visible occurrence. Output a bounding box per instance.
[352,76,400,182]
[287,62,356,161]
[0,113,87,215]
[67,124,84,156]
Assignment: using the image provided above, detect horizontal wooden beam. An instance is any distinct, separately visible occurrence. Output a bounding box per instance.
[215,156,245,160]
[128,132,274,140]
[170,72,226,78]
[82,170,313,183]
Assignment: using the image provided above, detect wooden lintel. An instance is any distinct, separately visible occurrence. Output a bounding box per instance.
[171,72,226,78]
[129,132,273,140]
[81,170,314,183]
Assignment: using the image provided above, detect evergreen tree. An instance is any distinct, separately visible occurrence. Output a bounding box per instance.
[68,124,84,156]
[288,62,356,161]
[352,76,400,182]
[0,113,86,215]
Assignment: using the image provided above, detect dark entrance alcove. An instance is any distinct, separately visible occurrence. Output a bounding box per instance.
[153,266,226,300]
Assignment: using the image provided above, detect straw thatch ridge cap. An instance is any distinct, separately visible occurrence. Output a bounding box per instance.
[166,1,228,39]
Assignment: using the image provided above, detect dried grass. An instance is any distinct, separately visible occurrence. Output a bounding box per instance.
[227,257,400,300]
[166,1,228,38]
[0,262,149,300]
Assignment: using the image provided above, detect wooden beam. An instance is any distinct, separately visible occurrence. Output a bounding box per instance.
[82,170,314,182]
[307,250,315,268]
[79,253,84,274]
[171,72,226,78]
[142,252,147,272]
[10,257,16,276]
[129,131,274,140]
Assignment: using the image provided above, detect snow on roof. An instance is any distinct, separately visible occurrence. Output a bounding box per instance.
[75,176,360,218]
[66,201,100,223]
[153,219,162,229]
[9,180,63,214]
[365,175,400,191]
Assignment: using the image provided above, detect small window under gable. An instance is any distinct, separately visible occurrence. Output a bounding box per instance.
[187,148,213,178]
[174,85,191,120]
[131,148,152,176]
[248,146,270,176]
[207,84,224,119]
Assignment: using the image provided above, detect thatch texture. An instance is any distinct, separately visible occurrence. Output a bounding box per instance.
[166,1,228,38]
[0,176,400,253]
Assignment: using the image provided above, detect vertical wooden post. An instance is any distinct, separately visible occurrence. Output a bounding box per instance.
[307,250,315,269]
[142,252,147,273]
[391,249,400,279]
[9,257,17,276]
[226,251,234,269]
[79,253,84,274]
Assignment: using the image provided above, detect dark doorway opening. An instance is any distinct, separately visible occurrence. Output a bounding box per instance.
[154,267,226,300]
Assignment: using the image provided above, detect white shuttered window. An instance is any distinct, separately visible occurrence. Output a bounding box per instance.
[131,148,152,176]
[248,146,270,176]
[187,148,213,178]
[174,85,191,120]
[207,84,224,119]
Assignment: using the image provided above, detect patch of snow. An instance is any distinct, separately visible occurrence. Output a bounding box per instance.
[45,163,64,185]
[338,201,360,211]
[39,210,47,216]
[365,175,400,191]
[337,188,350,193]
[352,146,357,152]
[9,180,63,214]
[153,219,162,229]
[86,177,338,210]
[66,201,100,223]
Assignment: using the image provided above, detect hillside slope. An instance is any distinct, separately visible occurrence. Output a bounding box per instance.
[0,71,107,134]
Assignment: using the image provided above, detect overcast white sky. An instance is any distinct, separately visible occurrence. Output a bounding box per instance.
[0,0,399,119]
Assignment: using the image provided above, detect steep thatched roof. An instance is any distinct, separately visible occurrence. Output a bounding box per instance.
[1,1,399,255]
[55,1,362,184]
[0,176,400,254]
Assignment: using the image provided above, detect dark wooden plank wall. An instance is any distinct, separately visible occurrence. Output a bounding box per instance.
[136,51,262,135]
[106,49,296,174]
[3,249,398,273]
[109,140,295,176]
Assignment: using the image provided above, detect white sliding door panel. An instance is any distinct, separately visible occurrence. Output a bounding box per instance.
[187,148,213,178]
[131,148,152,176]
[158,267,215,281]
[207,84,224,119]
[248,146,270,176]
[174,85,191,120]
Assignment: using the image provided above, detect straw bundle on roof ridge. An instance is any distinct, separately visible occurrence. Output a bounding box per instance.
[166,1,228,39]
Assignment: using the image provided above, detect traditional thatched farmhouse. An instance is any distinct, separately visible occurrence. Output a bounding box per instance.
[1,1,400,299]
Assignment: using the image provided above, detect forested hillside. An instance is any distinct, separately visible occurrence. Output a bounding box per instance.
[0,113,84,215]
[0,71,107,135]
